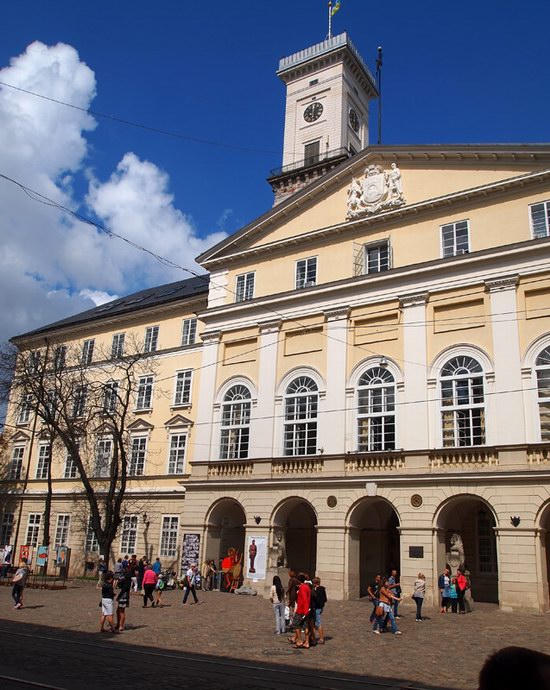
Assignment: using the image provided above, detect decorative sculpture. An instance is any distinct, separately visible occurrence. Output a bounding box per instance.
[447,532,465,571]
[346,162,406,219]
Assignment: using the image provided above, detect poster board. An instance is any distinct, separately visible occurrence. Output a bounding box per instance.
[245,535,267,580]
[181,533,200,572]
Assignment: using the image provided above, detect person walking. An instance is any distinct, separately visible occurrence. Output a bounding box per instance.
[289,574,311,648]
[155,571,166,607]
[142,565,158,608]
[412,572,426,621]
[182,563,199,604]
[137,556,146,593]
[367,574,382,623]
[373,576,402,635]
[100,572,116,633]
[387,569,402,618]
[270,575,286,635]
[116,570,132,631]
[438,568,451,613]
[311,576,327,644]
[96,557,107,589]
[11,557,30,609]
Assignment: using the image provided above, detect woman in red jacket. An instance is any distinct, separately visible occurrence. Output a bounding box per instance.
[456,567,468,614]
[288,574,311,648]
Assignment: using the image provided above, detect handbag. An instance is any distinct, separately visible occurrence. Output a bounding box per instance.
[375,605,384,617]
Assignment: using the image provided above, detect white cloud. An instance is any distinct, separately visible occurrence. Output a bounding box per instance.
[0,42,226,344]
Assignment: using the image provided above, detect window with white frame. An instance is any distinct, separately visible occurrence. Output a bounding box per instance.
[296,257,317,289]
[136,375,153,410]
[235,272,255,302]
[53,345,67,371]
[45,389,57,418]
[17,394,33,425]
[477,509,497,573]
[94,438,112,477]
[1,513,14,546]
[120,515,138,553]
[530,200,550,239]
[364,240,390,274]
[103,381,119,414]
[168,434,187,474]
[441,220,469,257]
[144,325,159,353]
[9,446,25,480]
[26,513,41,547]
[160,516,179,557]
[85,518,100,553]
[36,444,51,480]
[129,436,147,476]
[440,356,485,447]
[82,339,95,365]
[174,370,193,406]
[111,333,125,359]
[357,367,396,451]
[28,350,41,374]
[64,450,79,479]
[284,376,318,456]
[54,514,70,547]
[536,346,550,441]
[181,317,197,346]
[220,385,251,459]
[72,385,87,418]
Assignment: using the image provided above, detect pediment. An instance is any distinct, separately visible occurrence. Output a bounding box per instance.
[10,431,30,443]
[197,144,550,270]
[164,414,193,429]
[127,419,154,432]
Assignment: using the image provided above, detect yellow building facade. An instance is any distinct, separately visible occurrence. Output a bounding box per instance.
[2,34,550,612]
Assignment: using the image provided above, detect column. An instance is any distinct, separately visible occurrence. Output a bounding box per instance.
[496,527,541,612]
[316,524,346,599]
[399,293,429,450]
[249,320,280,458]
[322,308,349,455]
[485,276,525,446]
[193,330,221,462]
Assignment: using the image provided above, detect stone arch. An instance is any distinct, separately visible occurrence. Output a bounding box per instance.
[433,493,499,603]
[429,343,494,379]
[204,497,246,585]
[346,496,401,599]
[272,496,318,577]
[535,499,550,609]
[277,366,326,397]
[215,375,257,403]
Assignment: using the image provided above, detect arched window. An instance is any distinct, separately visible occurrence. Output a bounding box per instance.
[220,385,251,459]
[284,376,318,456]
[440,356,485,446]
[357,367,396,451]
[536,346,550,441]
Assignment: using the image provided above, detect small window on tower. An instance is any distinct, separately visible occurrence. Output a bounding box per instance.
[304,141,320,166]
[309,79,318,86]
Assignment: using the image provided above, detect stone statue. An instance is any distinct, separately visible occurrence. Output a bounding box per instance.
[346,162,405,219]
[274,529,286,568]
[447,532,465,571]
[347,177,364,219]
[388,162,403,198]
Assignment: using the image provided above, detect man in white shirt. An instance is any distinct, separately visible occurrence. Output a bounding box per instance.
[182,563,199,605]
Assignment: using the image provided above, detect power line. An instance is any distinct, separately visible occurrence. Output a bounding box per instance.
[0,80,278,155]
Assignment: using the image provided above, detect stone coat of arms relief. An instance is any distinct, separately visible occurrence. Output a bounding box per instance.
[346,162,406,219]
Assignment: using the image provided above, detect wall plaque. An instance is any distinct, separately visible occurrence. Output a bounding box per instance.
[409,546,424,559]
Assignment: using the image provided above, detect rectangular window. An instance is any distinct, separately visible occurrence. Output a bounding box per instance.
[29,350,41,374]
[174,370,193,406]
[72,385,87,418]
[17,394,33,425]
[160,516,179,558]
[36,444,51,480]
[120,515,138,554]
[144,325,159,353]
[235,272,255,302]
[530,200,550,239]
[304,140,320,166]
[364,240,390,274]
[64,450,79,479]
[103,381,119,413]
[9,446,25,480]
[181,317,197,346]
[441,220,470,257]
[82,339,95,365]
[111,333,125,359]
[94,439,112,478]
[54,514,71,548]
[168,434,187,474]
[295,257,317,289]
[26,513,41,548]
[53,345,67,371]
[136,375,153,410]
[129,436,147,476]
[477,511,497,573]
[1,513,14,546]
[85,519,100,553]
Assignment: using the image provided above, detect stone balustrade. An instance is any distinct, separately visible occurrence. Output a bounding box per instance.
[345,452,405,473]
[429,448,499,469]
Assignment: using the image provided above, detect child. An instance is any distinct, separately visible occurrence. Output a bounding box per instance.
[100,572,116,633]
[449,577,458,613]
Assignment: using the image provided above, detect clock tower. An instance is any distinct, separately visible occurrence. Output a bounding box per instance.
[268,32,378,205]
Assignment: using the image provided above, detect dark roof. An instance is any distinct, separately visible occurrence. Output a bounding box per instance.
[12,275,209,342]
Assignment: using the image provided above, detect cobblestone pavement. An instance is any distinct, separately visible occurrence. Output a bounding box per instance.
[1,581,549,690]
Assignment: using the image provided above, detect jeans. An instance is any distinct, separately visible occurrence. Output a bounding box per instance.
[450,598,458,613]
[375,603,398,634]
[183,585,198,604]
[457,588,466,613]
[214,572,222,590]
[369,598,379,623]
[393,600,399,617]
[12,584,23,606]
[273,601,285,633]
[413,595,423,620]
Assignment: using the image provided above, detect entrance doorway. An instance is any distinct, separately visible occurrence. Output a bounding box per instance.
[348,498,400,598]
[273,498,317,577]
[435,495,498,603]
[205,498,246,569]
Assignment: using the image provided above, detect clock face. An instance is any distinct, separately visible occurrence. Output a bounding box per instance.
[349,108,360,132]
[304,102,323,123]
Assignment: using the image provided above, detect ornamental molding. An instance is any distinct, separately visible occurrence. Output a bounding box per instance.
[324,307,350,321]
[399,292,429,308]
[484,274,519,292]
[258,319,282,334]
[346,163,405,219]
[200,329,222,344]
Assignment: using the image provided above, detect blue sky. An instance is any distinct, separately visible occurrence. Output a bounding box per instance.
[0,0,549,342]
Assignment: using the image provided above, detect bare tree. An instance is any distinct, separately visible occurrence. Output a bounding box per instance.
[1,338,158,566]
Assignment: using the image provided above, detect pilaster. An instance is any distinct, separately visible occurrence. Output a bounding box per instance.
[322,308,349,454]
[250,320,281,458]
[193,330,221,462]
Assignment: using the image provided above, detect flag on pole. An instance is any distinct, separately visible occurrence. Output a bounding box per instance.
[331,0,341,16]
